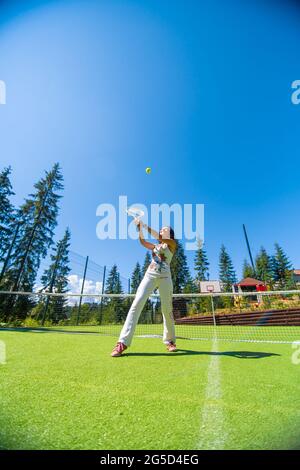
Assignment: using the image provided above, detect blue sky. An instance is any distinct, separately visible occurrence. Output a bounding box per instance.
[0,0,300,282]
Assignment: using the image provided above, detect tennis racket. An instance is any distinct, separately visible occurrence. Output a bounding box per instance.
[126,207,145,230]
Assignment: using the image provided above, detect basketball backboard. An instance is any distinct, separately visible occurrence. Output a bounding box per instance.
[199,280,222,293]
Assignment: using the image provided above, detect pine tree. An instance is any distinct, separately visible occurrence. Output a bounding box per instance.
[170,241,192,293]
[219,245,237,291]
[0,166,15,261]
[41,228,71,293]
[40,228,71,323]
[271,243,294,289]
[8,163,63,290]
[142,251,151,276]
[104,264,126,323]
[242,259,255,279]
[191,240,210,312]
[1,164,63,320]
[255,247,273,284]
[194,240,209,282]
[130,262,142,294]
[105,265,123,294]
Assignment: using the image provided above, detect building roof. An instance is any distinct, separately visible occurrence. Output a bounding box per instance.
[234,277,266,287]
[293,270,300,276]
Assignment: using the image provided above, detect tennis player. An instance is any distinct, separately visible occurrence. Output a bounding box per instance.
[111,221,177,357]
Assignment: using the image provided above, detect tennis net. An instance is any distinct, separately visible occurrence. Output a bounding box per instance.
[0,290,300,344]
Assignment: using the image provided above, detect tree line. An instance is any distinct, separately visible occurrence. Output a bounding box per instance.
[117,240,295,296]
[101,240,296,324]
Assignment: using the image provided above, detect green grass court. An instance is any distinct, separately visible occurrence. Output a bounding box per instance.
[0,327,300,450]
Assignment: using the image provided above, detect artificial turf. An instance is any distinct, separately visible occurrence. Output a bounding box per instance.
[0,329,299,450]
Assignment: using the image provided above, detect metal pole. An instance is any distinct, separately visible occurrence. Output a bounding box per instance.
[128,278,131,294]
[243,224,256,275]
[41,243,63,326]
[99,265,106,325]
[151,300,155,324]
[76,255,89,325]
[211,295,216,327]
[0,222,22,284]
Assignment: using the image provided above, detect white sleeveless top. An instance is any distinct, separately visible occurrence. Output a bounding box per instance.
[147,243,174,276]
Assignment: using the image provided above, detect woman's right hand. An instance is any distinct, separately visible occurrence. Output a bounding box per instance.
[134,218,141,229]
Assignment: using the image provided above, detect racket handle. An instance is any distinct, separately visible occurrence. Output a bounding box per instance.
[134,218,141,231]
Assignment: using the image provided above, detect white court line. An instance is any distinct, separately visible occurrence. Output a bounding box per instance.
[197,337,227,450]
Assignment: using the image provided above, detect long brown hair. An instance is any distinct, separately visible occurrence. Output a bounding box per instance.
[169,227,175,240]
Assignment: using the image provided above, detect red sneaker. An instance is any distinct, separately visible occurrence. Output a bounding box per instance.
[111,342,127,357]
[166,341,177,352]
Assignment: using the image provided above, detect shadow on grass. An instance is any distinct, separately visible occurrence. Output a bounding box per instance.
[123,350,281,359]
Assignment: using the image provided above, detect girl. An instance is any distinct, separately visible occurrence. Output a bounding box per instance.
[111,221,177,357]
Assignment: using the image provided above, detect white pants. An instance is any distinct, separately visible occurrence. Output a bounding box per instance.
[119,271,175,347]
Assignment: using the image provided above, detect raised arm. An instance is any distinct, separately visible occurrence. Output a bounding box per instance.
[144,224,160,241]
[135,220,155,251]
[142,223,177,253]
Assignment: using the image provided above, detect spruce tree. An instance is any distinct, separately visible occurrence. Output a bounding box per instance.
[104,264,126,323]
[7,163,63,292]
[192,240,210,312]
[0,166,15,261]
[171,240,192,293]
[242,260,255,279]
[271,243,294,289]
[105,265,123,294]
[130,262,142,294]
[255,247,273,284]
[40,228,71,323]
[1,164,63,320]
[194,240,209,282]
[219,245,237,291]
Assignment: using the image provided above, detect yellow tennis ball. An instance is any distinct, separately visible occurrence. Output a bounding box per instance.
[146,167,151,174]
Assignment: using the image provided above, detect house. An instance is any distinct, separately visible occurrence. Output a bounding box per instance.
[293,270,300,286]
[234,277,267,293]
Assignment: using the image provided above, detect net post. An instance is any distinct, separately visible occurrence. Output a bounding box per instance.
[41,294,50,326]
[76,255,89,326]
[98,265,106,325]
[151,300,155,324]
[41,243,63,326]
[211,294,216,327]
